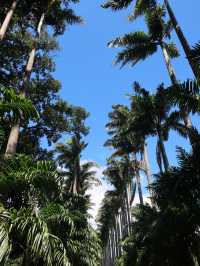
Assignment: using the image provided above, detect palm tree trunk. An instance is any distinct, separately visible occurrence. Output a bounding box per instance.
[158,132,169,171]
[5,12,45,157]
[143,143,154,205]
[0,0,19,41]
[5,122,20,156]
[160,41,193,142]
[125,188,131,234]
[135,169,144,205]
[117,213,122,255]
[160,42,177,85]
[164,0,199,79]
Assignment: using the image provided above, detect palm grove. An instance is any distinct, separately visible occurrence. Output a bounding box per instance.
[97,0,200,266]
[1,0,200,266]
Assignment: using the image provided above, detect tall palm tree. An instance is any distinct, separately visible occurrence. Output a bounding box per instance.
[130,83,187,172]
[98,157,136,265]
[163,0,199,79]
[107,6,194,143]
[102,0,199,79]
[105,104,146,205]
[56,138,99,195]
[105,104,155,204]
[107,6,179,84]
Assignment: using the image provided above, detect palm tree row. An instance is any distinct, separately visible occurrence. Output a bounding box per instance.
[98,1,200,265]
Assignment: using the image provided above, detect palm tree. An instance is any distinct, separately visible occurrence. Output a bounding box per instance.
[107,6,179,84]
[105,104,155,204]
[56,138,99,195]
[105,2,195,144]
[130,83,187,172]
[102,0,199,79]
[163,0,199,79]
[165,79,200,146]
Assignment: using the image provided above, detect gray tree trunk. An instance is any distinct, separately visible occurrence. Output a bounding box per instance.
[5,122,20,156]
[0,0,19,41]
[5,13,45,157]
[160,42,177,85]
[164,0,199,79]
[125,188,131,235]
[143,143,154,205]
[160,42,193,142]
[158,132,169,171]
[135,170,144,205]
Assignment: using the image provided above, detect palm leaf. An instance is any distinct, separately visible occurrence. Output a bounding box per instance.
[129,0,157,21]
[190,41,200,77]
[102,0,134,10]
[114,42,157,67]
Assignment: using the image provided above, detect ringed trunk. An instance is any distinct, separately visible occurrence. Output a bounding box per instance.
[0,0,19,41]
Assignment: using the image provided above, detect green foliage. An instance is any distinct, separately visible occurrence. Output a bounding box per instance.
[190,41,200,78]
[0,87,38,122]
[107,5,179,68]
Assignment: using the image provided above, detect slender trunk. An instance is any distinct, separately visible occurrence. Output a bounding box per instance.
[158,132,169,171]
[5,122,20,156]
[160,41,193,143]
[135,170,144,205]
[114,218,119,257]
[109,234,113,263]
[117,213,122,255]
[5,13,45,157]
[72,175,78,194]
[0,0,19,41]
[143,143,154,205]
[125,188,131,235]
[160,42,177,85]
[164,0,199,79]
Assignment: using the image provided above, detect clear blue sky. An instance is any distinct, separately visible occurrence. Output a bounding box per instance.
[53,0,200,174]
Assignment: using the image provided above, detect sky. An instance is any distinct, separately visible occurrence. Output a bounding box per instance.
[53,0,200,222]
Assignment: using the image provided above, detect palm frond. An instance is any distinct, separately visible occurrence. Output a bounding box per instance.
[129,0,157,21]
[114,42,157,67]
[190,41,200,77]
[108,32,151,48]
[0,207,12,264]
[102,0,134,10]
